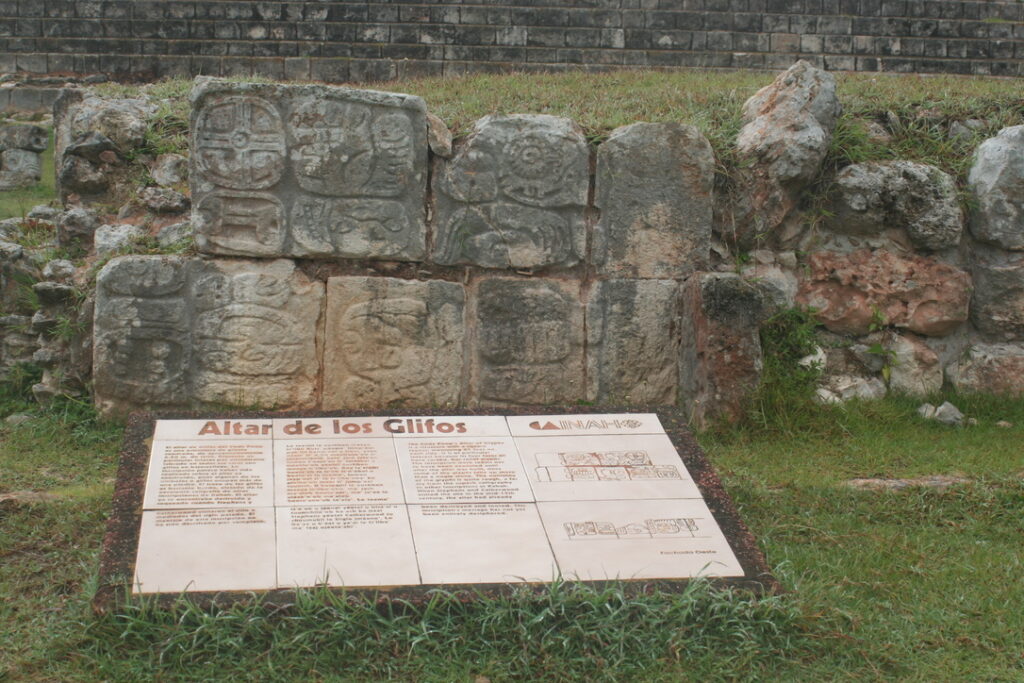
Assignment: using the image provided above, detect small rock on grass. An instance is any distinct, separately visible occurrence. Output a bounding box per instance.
[996,420,1013,428]
[846,475,971,491]
[918,401,967,426]
[4,413,32,425]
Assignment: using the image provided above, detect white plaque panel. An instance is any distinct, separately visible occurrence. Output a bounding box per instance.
[133,507,277,593]
[506,413,664,437]
[276,505,420,587]
[515,433,701,501]
[396,437,534,503]
[409,503,557,584]
[274,438,404,506]
[142,439,274,509]
[537,499,744,580]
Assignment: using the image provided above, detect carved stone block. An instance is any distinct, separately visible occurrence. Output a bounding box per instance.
[432,115,589,269]
[94,256,323,416]
[470,278,584,406]
[191,79,428,261]
[323,277,465,409]
[594,123,713,279]
[586,279,682,404]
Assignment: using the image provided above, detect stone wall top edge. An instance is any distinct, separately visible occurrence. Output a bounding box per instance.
[189,76,428,114]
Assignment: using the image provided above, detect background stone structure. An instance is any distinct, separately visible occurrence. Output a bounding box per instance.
[1,0,1022,81]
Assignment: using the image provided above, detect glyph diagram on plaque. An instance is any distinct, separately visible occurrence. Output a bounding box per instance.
[563,517,703,541]
[534,451,682,482]
[191,80,427,260]
[432,115,589,269]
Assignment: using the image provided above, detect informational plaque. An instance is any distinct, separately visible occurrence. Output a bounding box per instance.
[98,410,774,602]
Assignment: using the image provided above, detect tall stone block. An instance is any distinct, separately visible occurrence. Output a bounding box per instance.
[432,115,589,269]
[586,279,682,404]
[593,123,713,279]
[191,79,428,260]
[971,249,1024,341]
[470,278,584,406]
[94,256,323,416]
[323,277,465,409]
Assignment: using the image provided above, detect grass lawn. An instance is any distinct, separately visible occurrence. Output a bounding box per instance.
[2,378,1021,680]
[0,125,56,221]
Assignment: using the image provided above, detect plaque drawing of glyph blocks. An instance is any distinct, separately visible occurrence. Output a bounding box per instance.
[432,115,590,269]
[470,278,585,406]
[190,79,428,260]
[593,123,714,279]
[94,256,324,416]
[323,277,465,409]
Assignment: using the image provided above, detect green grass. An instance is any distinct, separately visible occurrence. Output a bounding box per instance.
[0,127,56,220]
[2,379,1023,680]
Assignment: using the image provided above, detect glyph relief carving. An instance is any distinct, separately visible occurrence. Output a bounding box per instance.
[191,79,427,260]
[472,278,584,405]
[535,451,682,482]
[564,518,702,540]
[433,115,589,269]
[93,256,323,416]
[324,277,465,409]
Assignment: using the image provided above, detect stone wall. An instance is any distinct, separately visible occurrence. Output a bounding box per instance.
[1,0,1022,81]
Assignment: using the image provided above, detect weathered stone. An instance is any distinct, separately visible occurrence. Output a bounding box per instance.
[593,122,713,279]
[94,224,144,255]
[64,131,119,164]
[586,279,681,404]
[917,402,937,420]
[846,475,969,491]
[32,281,76,306]
[827,161,962,251]
[57,207,99,248]
[156,221,193,247]
[0,124,48,153]
[323,277,464,409]
[471,278,584,406]
[818,375,887,403]
[739,264,798,310]
[58,156,107,195]
[797,249,971,337]
[970,250,1024,340]
[141,187,190,214]
[426,112,453,158]
[680,273,773,428]
[191,79,428,260]
[968,125,1024,251]
[41,259,75,282]
[0,149,42,189]
[730,61,841,245]
[433,115,588,269]
[887,333,942,396]
[150,152,188,187]
[947,342,1024,397]
[69,96,155,153]
[27,205,60,221]
[94,256,323,416]
[933,401,964,426]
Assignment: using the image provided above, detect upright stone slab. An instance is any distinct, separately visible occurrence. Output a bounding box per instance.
[970,248,1024,341]
[471,278,584,406]
[94,256,323,416]
[593,123,713,279]
[323,277,465,409]
[191,79,428,260]
[432,115,589,269]
[968,125,1024,251]
[586,279,682,404]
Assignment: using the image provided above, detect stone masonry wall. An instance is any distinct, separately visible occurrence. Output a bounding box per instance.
[1,0,1022,81]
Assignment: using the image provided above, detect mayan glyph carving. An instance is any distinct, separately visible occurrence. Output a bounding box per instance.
[323,277,465,409]
[94,256,323,416]
[471,278,584,405]
[191,79,427,260]
[433,115,589,269]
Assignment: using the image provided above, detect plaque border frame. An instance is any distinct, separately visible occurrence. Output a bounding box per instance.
[94,407,779,612]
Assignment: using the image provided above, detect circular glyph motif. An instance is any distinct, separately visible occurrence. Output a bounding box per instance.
[195,97,286,190]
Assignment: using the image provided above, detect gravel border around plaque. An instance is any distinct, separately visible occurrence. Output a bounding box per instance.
[95,406,778,612]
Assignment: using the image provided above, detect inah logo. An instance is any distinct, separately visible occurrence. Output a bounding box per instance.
[528,418,645,431]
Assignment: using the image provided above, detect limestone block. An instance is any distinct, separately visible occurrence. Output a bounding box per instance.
[94,256,323,416]
[190,79,428,260]
[968,125,1024,251]
[586,279,681,404]
[797,249,971,337]
[323,277,465,409]
[947,342,1024,397]
[470,277,584,406]
[970,249,1024,341]
[0,124,48,153]
[432,115,589,269]
[593,123,713,279]
[887,333,943,396]
[0,149,42,189]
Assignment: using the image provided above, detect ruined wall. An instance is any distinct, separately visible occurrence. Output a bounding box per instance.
[1,0,1022,81]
